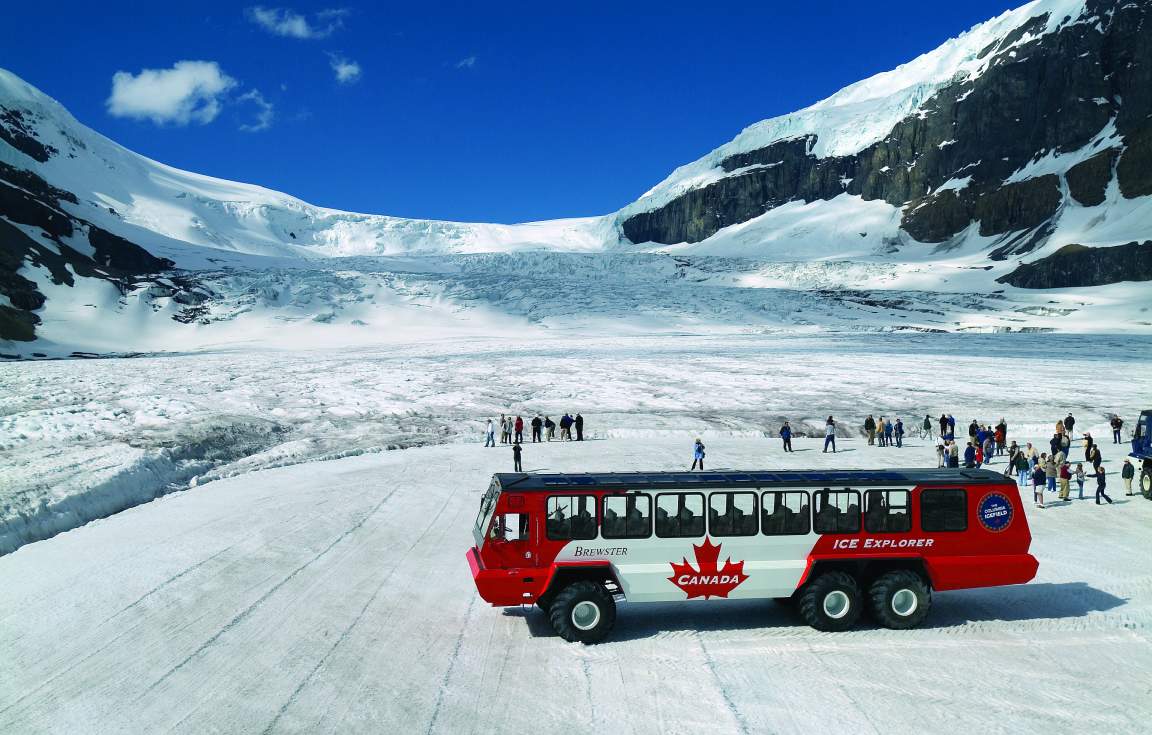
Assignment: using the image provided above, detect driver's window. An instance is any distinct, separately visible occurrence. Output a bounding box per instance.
[490,513,529,542]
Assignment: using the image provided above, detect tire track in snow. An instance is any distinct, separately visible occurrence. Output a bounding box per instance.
[260,473,466,734]
[137,490,398,701]
[424,596,477,735]
[695,632,751,735]
[97,545,236,627]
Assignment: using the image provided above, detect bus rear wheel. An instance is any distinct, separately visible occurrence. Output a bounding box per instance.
[1141,468,1152,500]
[548,581,616,644]
[798,571,862,631]
[868,570,931,629]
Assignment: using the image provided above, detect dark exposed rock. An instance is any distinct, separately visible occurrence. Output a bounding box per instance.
[0,305,39,341]
[1117,128,1152,199]
[622,0,1150,250]
[0,180,73,238]
[1066,149,1118,206]
[974,176,1062,237]
[0,108,58,163]
[996,242,1152,288]
[0,161,77,205]
[87,226,174,274]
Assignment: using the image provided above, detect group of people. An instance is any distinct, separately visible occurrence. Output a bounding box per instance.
[932,416,1010,469]
[863,415,906,448]
[485,413,586,472]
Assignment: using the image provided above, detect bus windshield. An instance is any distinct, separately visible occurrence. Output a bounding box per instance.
[474,480,500,544]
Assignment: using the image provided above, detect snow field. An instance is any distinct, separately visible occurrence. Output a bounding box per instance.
[3,332,1149,555]
[0,434,1149,734]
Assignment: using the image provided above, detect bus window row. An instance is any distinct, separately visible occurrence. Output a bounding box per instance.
[544,488,968,541]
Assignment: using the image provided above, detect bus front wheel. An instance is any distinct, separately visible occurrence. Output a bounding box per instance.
[548,581,617,644]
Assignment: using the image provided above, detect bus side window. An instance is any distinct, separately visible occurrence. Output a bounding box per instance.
[656,493,705,538]
[709,492,757,536]
[761,491,810,535]
[546,495,598,540]
[865,490,911,533]
[920,489,967,532]
[490,513,529,542]
[814,488,861,534]
[602,494,652,539]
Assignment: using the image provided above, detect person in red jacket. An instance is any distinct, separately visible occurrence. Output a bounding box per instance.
[514,416,524,444]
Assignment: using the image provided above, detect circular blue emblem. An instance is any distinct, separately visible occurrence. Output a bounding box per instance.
[978,493,1013,532]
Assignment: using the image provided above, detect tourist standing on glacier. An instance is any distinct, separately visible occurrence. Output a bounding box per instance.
[1111,415,1124,444]
[885,418,897,448]
[513,441,523,472]
[531,414,542,443]
[514,415,524,444]
[544,415,556,441]
[982,434,995,465]
[575,413,584,441]
[823,417,837,453]
[864,415,877,445]
[935,442,945,468]
[1075,463,1087,499]
[1031,462,1046,509]
[948,441,960,468]
[995,419,1008,455]
[922,415,934,441]
[894,418,905,448]
[691,439,706,470]
[780,422,794,452]
[484,418,496,447]
[1122,459,1135,495]
[1013,449,1030,488]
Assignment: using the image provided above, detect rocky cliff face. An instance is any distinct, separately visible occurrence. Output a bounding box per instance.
[997,241,1152,288]
[621,0,1152,257]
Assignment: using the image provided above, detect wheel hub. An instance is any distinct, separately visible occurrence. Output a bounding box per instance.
[823,590,850,619]
[571,600,601,630]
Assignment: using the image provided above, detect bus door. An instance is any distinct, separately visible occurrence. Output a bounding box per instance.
[486,496,540,569]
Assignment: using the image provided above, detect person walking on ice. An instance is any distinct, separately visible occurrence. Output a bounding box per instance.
[484,418,496,447]
[823,417,837,453]
[512,442,523,472]
[1090,465,1113,505]
[780,421,793,452]
[691,439,706,470]
[922,414,934,441]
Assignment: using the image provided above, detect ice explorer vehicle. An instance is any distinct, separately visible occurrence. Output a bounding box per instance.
[1131,410,1152,500]
[467,469,1038,643]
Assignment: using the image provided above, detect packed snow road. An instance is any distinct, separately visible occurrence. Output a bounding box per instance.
[1,436,1150,734]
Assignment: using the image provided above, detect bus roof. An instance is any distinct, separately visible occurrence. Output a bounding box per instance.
[493,468,1009,492]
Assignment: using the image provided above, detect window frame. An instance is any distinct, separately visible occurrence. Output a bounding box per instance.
[760,490,811,536]
[707,491,759,537]
[919,488,968,532]
[864,489,912,534]
[545,494,599,541]
[601,492,653,540]
[813,488,862,535]
[654,492,707,539]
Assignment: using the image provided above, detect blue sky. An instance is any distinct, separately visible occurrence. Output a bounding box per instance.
[2,1,1019,222]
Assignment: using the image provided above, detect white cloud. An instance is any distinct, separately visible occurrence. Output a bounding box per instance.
[237,90,275,132]
[107,61,237,126]
[246,6,347,39]
[455,56,477,69]
[329,54,362,84]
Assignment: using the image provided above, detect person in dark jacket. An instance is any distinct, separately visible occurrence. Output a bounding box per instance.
[1122,459,1135,495]
[1031,464,1046,508]
[1090,444,1102,471]
[864,415,877,445]
[691,439,706,470]
[963,442,977,468]
[574,413,584,441]
[938,414,948,439]
[996,419,1008,454]
[513,442,523,472]
[1083,433,1094,462]
[531,415,543,443]
[1064,413,1076,434]
[894,419,904,448]
[780,422,793,452]
[544,416,556,441]
[1111,415,1124,444]
[1090,465,1113,504]
[968,420,979,442]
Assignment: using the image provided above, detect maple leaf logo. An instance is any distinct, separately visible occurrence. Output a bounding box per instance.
[668,537,749,599]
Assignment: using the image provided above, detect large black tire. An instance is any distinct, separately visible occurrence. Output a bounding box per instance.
[868,570,932,630]
[548,581,616,644]
[797,571,862,632]
[1141,468,1152,501]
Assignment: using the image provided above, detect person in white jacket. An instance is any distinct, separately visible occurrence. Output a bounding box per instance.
[484,418,495,447]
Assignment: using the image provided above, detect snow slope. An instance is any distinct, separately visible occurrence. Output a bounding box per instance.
[0,67,615,262]
[2,434,1150,734]
[620,0,1091,216]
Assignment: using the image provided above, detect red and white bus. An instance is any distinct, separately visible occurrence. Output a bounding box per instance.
[467,469,1038,643]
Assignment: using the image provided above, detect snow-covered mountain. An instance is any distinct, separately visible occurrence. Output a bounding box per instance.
[2,0,1150,355]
